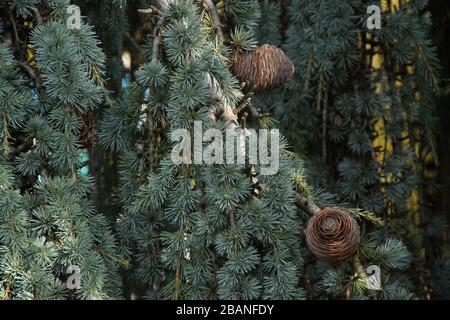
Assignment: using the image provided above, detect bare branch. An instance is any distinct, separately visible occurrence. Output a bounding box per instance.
[9,11,21,56]
[33,7,43,25]
[138,6,162,15]
[152,15,166,61]
[294,191,321,216]
[18,62,40,89]
[125,32,140,53]
[8,139,34,156]
[221,104,239,130]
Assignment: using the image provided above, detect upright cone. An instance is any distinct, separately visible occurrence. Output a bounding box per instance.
[231,44,295,92]
[305,207,360,263]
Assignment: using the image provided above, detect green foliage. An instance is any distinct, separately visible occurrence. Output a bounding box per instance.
[256,1,281,46]
[1,0,123,299]
[254,0,447,299]
[98,0,311,300]
[224,0,261,30]
[1,0,447,300]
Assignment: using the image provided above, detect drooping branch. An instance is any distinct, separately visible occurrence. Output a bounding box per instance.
[9,11,21,56]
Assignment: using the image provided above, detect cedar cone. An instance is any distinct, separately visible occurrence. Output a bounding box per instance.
[231,44,295,92]
[305,207,360,263]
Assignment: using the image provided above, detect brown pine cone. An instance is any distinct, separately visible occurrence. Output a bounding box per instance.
[231,44,295,92]
[305,207,360,263]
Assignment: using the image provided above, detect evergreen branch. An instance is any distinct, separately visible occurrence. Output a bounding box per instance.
[350,208,384,226]
[201,0,224,45]
[95,245,131,268]
[91,64,104,86]
[406,30,441,95]
[352,255,374,297]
